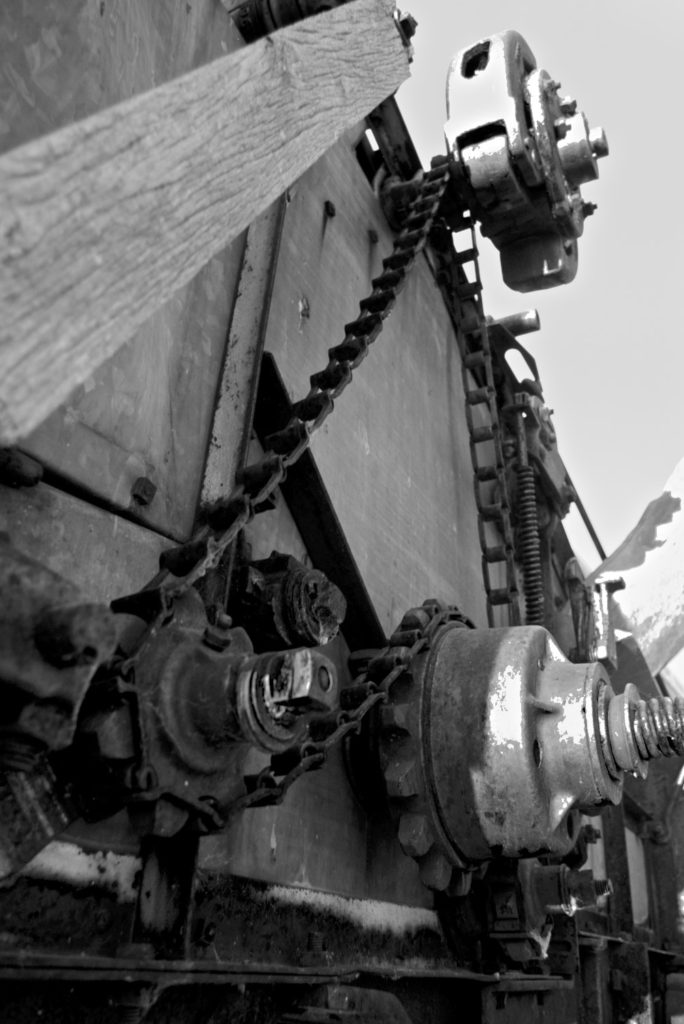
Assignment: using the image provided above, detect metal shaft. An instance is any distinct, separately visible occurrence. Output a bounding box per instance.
[606,684,684,777]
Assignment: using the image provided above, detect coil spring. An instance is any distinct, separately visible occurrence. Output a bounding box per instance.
[516,464,544,625]
[632,696,684,760]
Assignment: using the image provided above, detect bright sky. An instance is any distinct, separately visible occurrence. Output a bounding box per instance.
[397,0,682,569]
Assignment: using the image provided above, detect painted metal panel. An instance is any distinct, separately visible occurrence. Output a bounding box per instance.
[263,129,488,633]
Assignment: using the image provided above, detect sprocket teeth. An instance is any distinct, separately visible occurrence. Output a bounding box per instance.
[383,756,420,798]
[418,846,453,891]
[398,812,434,857]
[379,702,411,734]
[398,608,431,632]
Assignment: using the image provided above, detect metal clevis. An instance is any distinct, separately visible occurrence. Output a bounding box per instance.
[445,30,608,291]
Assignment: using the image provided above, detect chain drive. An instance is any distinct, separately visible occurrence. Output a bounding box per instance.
[227,601,468,817]
[115,152,522,821]
[447,220,521,626]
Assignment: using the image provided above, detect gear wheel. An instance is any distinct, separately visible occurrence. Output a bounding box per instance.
[377,600,473,893]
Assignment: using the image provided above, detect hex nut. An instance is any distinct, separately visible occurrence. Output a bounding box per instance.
[131,476,157,506]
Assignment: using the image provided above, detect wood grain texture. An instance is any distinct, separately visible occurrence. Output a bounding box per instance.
[264,129,488,633]
[2,0,250,540]
[0,0,410,443]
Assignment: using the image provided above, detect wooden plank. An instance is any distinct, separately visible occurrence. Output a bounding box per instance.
[263,130,488,634]
[0,1,241,158]
[0,0,410,444]
[1,0,249,540]
[23,244,247,542]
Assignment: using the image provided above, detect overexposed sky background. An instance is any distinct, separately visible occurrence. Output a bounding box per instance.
[397,0,681,569]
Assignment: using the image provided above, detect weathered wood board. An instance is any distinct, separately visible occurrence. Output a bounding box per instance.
[0,0,411,448]
[1,0,248,539]
[263,129,488,633]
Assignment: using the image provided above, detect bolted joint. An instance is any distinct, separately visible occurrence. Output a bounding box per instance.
[235,647,339,753]
[605,685,684,779]
[520,860,612,928]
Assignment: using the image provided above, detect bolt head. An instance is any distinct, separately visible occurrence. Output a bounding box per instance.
[131,476,157,506]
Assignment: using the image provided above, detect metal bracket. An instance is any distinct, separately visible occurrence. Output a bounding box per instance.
[445,30,608,292]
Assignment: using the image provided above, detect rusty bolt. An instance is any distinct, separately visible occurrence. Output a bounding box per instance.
[131,476,157,506]
[398,813,433,857]
[399,13,417,40]
[559,96,577,116]
[323,200,336,219]
[384,757,420,798]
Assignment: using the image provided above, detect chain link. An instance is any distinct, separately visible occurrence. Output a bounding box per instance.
[224,603,467,817]
[433,216,522,626]
[116,152,520,822]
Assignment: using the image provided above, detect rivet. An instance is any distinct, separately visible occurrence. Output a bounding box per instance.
[131,476,157,506]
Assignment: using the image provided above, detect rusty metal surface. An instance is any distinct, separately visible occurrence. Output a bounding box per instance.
[232,551,347,651]
[0,12,675,1023]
